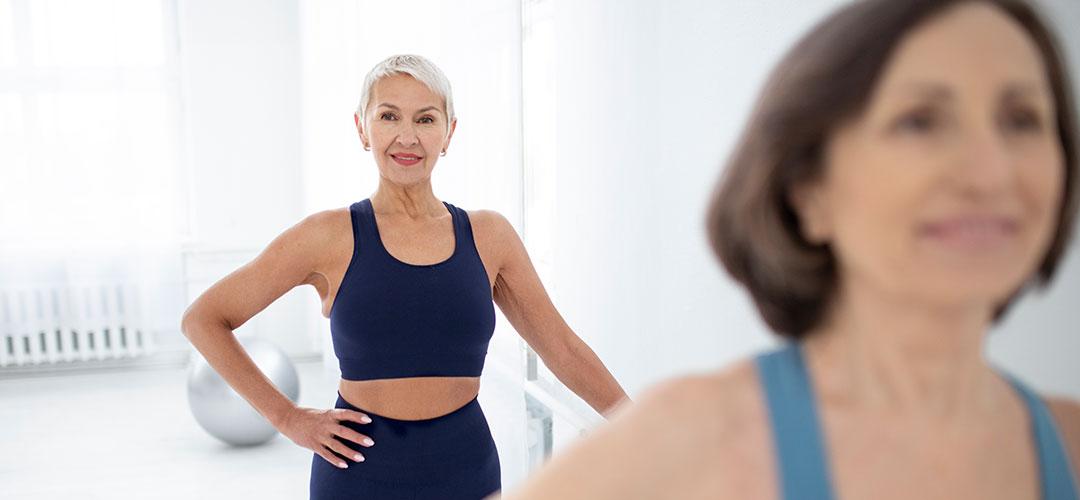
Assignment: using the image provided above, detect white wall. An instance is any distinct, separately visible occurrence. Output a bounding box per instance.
[529,0,1080,400]
[178,0,313,356]
[181,0,303,250]
[530,0,845,398]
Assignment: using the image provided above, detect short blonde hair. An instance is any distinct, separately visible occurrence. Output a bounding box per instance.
[356,54,455,125]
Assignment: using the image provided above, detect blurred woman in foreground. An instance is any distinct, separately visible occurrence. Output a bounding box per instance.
[499,0,1080,498]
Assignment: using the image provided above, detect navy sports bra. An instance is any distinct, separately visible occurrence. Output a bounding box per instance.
[328,198,496,381]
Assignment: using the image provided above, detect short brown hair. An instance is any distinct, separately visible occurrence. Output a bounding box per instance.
[706,0,1079,339]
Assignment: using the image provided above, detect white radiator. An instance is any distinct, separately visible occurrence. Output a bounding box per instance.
[0,284,151,368]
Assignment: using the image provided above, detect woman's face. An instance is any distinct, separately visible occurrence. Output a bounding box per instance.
[356,74,456,188]
[795,2,1064,311]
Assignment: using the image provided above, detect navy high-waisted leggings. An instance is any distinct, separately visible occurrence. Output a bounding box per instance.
[309,393,501,500]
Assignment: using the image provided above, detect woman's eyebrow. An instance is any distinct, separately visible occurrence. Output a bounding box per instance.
[376,103,443,115]
[415,106,443,115]
[1001,82,1051,101]
[887,81,1049,102]
[889,82,954,102]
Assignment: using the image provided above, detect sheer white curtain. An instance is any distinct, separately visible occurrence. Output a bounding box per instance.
[0,0,186,251]
[0,0,187,355]
[298,0,530,488]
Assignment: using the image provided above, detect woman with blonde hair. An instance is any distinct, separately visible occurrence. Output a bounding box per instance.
[182,54,628,499]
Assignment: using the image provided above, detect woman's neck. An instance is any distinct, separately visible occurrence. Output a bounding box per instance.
[370,181,443,219]
[803,281,1004,419]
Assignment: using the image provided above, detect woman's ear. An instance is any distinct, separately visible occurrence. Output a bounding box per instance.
[787,182,832,245]
[442,118,458,155]
[354,113,370,149]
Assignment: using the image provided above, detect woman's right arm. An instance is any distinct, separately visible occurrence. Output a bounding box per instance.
[179,210,372,468]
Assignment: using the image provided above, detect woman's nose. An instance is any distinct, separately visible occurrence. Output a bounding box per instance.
[953,126,1015,198]
[395,124,419,147]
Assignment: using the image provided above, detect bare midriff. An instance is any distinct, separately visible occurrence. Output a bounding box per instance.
[339,376,482,420]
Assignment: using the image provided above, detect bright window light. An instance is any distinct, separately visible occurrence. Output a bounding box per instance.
[2,0,182,252]
[30,0,164,67]
[0,0,15,67]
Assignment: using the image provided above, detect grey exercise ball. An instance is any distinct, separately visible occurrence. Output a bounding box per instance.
[187,337,300,446]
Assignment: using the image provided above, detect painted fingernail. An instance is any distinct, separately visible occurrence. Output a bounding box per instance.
[361,416,372,423]
[356,455,365,462]
[338,462,348,469]
[363,438,374,446]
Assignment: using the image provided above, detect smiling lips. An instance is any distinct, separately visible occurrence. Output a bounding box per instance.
[390,153,423,166]
[920,215,1020,252]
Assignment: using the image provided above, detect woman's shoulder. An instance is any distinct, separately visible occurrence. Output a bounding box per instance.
[293,207,353,241]
[259,208,352,265]
[1046,396,1080,478]
[303,206,352,225]
[650,361,770,443]
[635,361,760,420]
[463,208,514,235]
[624,361,777,498]
[462,209,520,261]
[504,361,776,499]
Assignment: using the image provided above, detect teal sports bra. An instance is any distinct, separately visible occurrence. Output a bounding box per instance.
[756,344,1078,500]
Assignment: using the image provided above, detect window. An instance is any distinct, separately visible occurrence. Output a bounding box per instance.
[0,0,186,253]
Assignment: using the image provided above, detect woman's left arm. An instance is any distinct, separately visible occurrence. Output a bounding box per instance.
[473,210,629,418]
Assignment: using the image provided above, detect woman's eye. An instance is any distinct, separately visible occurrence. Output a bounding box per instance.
[380,112,397,121]
[418,116,434,124]
[894,109,938,134]
[1002,108,1043,133]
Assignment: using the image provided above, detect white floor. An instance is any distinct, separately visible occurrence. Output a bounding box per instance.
[0,360,342,500]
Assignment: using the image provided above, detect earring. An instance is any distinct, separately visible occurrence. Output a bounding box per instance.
[364,144,371,151]
[440,150,447,157]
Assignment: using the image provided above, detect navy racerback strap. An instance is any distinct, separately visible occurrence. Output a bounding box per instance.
[756,344,835,500]
[756,344,1080,500]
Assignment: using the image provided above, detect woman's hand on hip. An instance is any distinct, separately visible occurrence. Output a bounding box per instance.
[278,406,374,468]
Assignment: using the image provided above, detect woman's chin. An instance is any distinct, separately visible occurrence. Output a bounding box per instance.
[378,169,433,188]
[903,274,1027,313]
